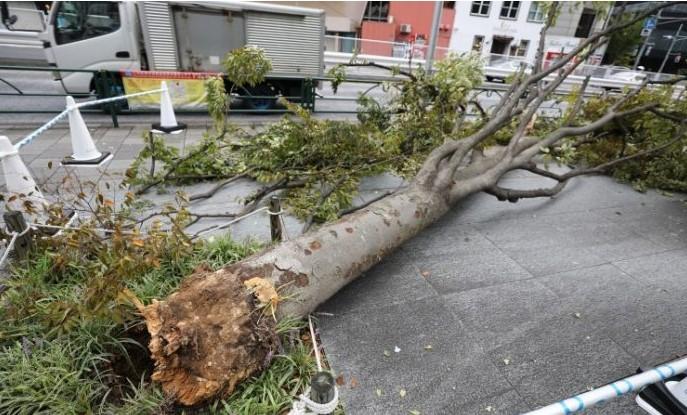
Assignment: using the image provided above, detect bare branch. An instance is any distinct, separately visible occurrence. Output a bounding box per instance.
[189,171,251,202]
[563,75,591,126]
[533,2,560,75]
[485,181,568,202]
[338,189,398,217]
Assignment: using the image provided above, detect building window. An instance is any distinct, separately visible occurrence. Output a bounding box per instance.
[443,1,456,9]
[500,1,520,20]
[363,1,390,22]
[574,8,596,38]
[470,1,491,17]
[516,39,529,56]
[472,35,485,52]
[527,2,545,23]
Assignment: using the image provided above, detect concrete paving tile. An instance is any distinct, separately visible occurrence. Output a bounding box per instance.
[613,249,687,292]
[415,249,532,294]
[489,329,638,408]
[595,201,687,249]
[443,279,573,351]
[450,176,664,226]
[318,297,512,414]
[400,222,495,261]
[441,389,528,415]
[317,256,437,315]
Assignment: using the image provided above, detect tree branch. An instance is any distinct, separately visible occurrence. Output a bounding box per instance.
[189,171,251,202]
[485,181,568,202]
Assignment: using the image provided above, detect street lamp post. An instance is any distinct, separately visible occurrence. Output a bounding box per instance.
[424,1,442,72]
[658,23,686,74]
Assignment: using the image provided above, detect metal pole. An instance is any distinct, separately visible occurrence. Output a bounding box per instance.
[269,196,282,242]
[658,23,683,74]
[3,211,32,257]
[634,10,662,70]
[424,1,442,72]
[633,40,650,70]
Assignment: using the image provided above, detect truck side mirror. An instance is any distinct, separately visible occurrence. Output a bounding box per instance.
[1,2,19,30]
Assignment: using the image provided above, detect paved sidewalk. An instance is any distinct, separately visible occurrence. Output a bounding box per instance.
[318,171,687,414]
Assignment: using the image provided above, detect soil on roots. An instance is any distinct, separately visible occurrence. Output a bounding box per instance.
[142,267,279,406]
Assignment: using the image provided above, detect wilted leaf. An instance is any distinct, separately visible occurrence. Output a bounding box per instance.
[350,377,358,388]
[421,270,430,278]
[336,375,345,386]
[131,238,145,247]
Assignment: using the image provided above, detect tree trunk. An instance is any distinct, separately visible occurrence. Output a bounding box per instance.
[141,183,455,405]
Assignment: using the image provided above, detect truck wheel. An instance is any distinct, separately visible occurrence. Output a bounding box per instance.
[244,83,278,111]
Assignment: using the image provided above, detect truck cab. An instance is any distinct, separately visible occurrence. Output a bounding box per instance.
[40,1,141,94]
[38,1,324,106]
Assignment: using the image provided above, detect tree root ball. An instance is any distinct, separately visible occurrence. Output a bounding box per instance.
[141,268,278,406]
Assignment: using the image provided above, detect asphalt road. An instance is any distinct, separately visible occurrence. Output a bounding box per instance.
[0,66,559,129]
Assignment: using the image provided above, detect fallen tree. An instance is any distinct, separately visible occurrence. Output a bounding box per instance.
[140,2,687,406]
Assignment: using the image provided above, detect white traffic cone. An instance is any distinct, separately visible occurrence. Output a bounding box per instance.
[151,81,186,134]
[62,96,111,166]
[0,135,48,214]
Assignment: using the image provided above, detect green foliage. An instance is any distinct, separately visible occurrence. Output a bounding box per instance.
[573,86,687,192]
[243,100,393,221]
[0,190,262,413]
[327,64,346,94]
[221,343,316,414]
[223,46,272,88]
[205,76,229,132]
[360,53,484,177]
[604,18,643,66]
[0,339,107,414]
[126,129,246,187]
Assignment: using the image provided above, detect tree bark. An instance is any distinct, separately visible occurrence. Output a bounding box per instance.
[141,182,460,405]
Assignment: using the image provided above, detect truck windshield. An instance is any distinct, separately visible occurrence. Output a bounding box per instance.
[54,1,120,45]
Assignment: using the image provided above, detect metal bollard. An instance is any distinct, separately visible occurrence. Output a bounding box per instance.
[3,211,32,257]
[269,196,283,242]
[310,371,335,409]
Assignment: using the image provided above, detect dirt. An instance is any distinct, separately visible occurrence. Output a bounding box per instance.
[142,268,278,406]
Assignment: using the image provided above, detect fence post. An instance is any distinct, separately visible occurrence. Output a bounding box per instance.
[269,196,282,242]
[98,70,119,128]
[3,211,32,257]
[310,371,335,410]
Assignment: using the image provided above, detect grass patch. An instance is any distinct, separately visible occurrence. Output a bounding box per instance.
[0,226,336,414]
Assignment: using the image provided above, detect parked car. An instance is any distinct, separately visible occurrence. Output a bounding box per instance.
[485,59,532,82]
[607,70,647,84]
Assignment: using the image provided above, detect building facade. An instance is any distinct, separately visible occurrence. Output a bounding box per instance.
[359,1,456,59]
[449,1,609,65]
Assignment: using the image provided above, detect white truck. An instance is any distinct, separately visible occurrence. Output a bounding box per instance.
[3,1,325,108]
